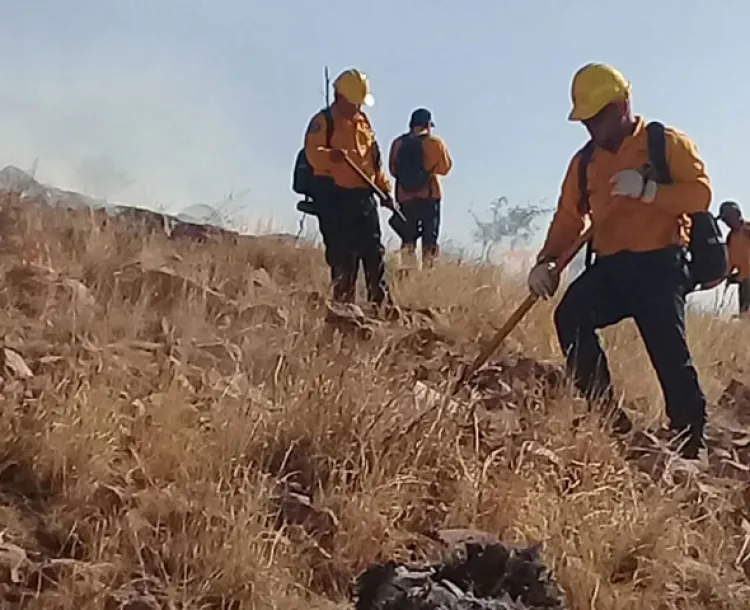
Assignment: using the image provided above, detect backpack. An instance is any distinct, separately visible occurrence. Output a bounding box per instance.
[292,107,334,201]
[577,121,728,290]
[394,132,431,193]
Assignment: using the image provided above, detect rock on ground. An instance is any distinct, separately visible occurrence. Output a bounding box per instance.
[354,538,567,610]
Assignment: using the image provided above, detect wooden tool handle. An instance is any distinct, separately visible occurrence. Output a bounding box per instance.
[340,152,407,223]
[453,225,593,392]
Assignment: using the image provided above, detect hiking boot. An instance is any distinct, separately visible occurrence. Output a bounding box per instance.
[666,425,706,460]
[602,405,634,436]
[423,246,439,269]
[367,299,402,322]
[662,454,708,486]
[399,245,418,270]
[380,303,403,322]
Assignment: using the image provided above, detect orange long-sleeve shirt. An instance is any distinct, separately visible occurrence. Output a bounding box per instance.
[303,104,391,194]
[537,117,711,262]
[388,131,453,203]
[727,222,750,280]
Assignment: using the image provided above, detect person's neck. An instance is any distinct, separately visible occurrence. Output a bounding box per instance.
[601,118,637,152]
[332,101,357,120]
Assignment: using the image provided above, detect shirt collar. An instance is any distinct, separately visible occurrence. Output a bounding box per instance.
[594,116,645,155]
[631,116,646,139]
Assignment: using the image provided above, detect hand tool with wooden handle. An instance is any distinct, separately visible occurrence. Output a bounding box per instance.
[380,222,594,448]
[321,148,408,223]
[451,224,593,393]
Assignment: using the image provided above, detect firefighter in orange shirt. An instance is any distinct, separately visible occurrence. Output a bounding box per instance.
[718,200,750,316]
[302,68,394,307]
[388,108,453,268]
[527,63,710,461]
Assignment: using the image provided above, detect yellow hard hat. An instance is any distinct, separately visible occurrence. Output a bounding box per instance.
[568,63,631,121]
[333,68,374,107]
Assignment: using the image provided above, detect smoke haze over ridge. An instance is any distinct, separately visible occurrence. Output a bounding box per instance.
[0,2,271,231]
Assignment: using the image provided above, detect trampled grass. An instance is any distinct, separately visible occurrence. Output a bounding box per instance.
[0,194,748,609]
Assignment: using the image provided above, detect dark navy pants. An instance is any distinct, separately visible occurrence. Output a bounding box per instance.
[554,246,707,446]
[400,198,441,255]
[315,187,390,305]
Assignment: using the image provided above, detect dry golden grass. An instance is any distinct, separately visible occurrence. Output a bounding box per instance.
[0,194,748,609]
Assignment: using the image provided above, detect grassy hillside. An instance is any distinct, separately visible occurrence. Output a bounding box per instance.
[0,194,748,609]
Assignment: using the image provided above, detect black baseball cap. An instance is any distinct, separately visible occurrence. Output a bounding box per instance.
[409,108,435,128]
[718,200,741,220]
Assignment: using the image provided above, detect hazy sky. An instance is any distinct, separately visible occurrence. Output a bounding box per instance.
[1,1,748,257]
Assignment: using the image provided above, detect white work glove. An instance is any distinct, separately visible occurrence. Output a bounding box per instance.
[527,261,559,299]
[609,169,658,203]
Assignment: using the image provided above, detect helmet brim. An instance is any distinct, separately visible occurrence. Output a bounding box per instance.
[568,105,599,122]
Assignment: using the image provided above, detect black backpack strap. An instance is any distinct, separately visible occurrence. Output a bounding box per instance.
[301,108,334,204]
[372,138,382,173]
[359,114,383,177]
[577,140,595,215]
[645,121,672,185]
[416,132,432,172]
[393,133,409,173]
[576,141,595,268]
[322,107,334,149]
[575,123,671,271]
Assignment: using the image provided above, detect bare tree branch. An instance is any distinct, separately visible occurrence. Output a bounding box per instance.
[469,197,553,262]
